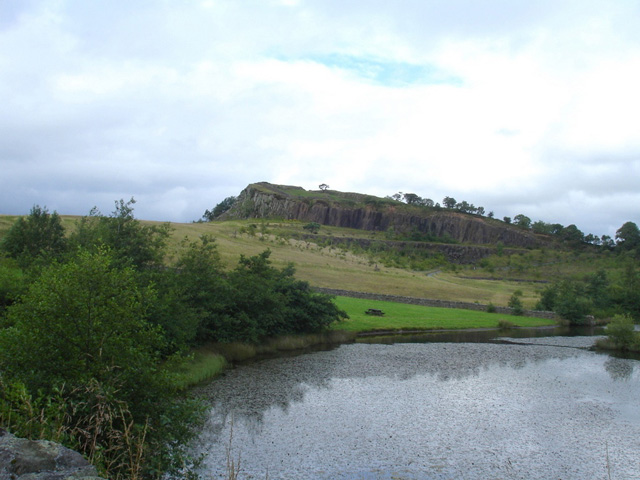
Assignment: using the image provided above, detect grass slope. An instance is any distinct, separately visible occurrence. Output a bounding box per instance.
[332,296,555,332]
[0,215,614,310]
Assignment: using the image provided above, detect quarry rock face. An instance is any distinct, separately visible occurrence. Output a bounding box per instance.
[224,183,546,250]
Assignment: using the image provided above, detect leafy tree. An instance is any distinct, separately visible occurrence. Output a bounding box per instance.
[584,269,611,313]
[203,196,237,221]
[560,224,584,244]
[70,198,171,269]
[487,211,494,219]
[601,235,615,248]
[606,314,638,351]
[476,206,485,216]
[536,283,557,311]
[403,193,421,205]
[0,205,67,266]
[319,183,329,191]
[550,223,565,235]
[217,250,347,342]
[442,196,457,209]
[0,249,162,395]
[508,290,524,315]
[584,233,600,245]
[0,248,201,478]
[455,201,475,214]
[148,235,229,350]
[513,214,532,229]
[0,258,26,319]
[537,280,592,324]
[503,216,511,224]
[615,221,640,251]
[614,262,640,320]
[532,220,552,235]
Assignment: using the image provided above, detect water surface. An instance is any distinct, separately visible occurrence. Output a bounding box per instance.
[192,333,640,479]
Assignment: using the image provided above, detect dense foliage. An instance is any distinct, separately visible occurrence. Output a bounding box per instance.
[0,201,347,479]
[536,265,640,324]
[0,205,67,267]
[603,314,639,351]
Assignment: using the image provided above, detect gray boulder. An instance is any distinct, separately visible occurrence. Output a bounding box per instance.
[0,429,106,480]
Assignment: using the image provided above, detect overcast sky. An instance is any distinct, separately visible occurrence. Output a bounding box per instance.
[1,0,639,237]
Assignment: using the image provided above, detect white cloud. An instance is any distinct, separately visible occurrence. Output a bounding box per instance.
[0,0,638,234]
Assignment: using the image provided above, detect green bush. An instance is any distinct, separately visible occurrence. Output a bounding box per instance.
[303,222,321,234]
[0,205,67,267]
[606,314,638,351]
[0,248,201,479]
[508,290,524,316]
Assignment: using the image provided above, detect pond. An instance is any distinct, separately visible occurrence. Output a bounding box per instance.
[190,329,640,479]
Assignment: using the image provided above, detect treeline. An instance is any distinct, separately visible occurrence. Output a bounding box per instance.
[387,192,489,216]
[388,192,640,251]
[0,200,347,479]
[535,267,640,324]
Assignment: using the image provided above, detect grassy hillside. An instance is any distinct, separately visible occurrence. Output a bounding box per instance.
[0,214,620,310]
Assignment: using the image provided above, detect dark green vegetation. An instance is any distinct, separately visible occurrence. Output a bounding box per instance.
[597,314,640,353]
[0,201,346,479]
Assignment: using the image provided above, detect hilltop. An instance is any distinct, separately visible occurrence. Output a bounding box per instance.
[218,182,549,253]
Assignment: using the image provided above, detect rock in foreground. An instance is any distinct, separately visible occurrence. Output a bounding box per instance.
[0,429,105,480]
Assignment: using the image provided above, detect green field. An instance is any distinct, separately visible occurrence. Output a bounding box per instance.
[331,296,555,332]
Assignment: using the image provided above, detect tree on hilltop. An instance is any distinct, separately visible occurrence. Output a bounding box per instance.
[443,196,456,209]
[616,221,640,251]
[513,214,532,230]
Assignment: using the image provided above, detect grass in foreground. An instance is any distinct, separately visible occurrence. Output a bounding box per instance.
[169,348,228,391]
[331,296,556,333]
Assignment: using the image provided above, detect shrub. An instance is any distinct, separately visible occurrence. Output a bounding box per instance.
[303,222,321,234]
[0,248,202,478]
[508,290,524,316]
[605,314,638,351]
[0,205,67,267]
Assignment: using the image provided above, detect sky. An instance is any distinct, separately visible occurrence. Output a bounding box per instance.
[1,0,639,238]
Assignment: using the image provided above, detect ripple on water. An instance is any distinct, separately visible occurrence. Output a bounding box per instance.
[190,341,640,480]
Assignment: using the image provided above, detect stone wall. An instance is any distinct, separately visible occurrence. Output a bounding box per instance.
[315,288,557,320]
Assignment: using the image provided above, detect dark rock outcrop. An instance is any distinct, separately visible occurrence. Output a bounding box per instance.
[0,429,105,480]
[222,183,549,249]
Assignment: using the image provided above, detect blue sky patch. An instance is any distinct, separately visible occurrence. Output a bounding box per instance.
[302,54,463,87]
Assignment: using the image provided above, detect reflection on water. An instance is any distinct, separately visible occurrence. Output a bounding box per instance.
[356,325,605,344]
[190,330,639,480]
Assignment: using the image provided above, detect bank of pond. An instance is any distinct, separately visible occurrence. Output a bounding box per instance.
[172,295,560,389]
[181,323,639,480]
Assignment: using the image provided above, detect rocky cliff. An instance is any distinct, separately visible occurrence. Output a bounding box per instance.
[222,183,548,249]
